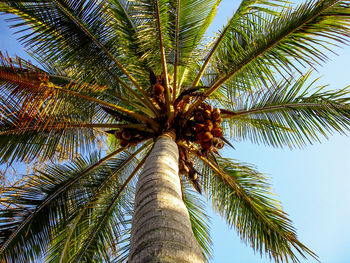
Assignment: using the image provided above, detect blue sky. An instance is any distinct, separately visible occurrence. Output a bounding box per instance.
[1,1,350,262]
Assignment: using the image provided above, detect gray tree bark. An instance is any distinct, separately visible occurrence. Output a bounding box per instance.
[128,135,205,263]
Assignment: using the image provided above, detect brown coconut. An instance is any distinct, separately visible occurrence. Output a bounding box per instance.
[203,110,212,120]
[195,123,205,132]
[122,130,132,140]
[194,112,205,123]
[212,127,223,138]
[203,120,213,131]
[201,131,213,142]
[212,137,224,149]
[200,140,212,150]
[120,139,129,147]
[153,83,164,95]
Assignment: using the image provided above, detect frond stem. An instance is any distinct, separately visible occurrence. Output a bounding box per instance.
[48,83,159,130]
[155,0,170,113]
[220,102,350,119]
[52,0,159,116]
[187,0,341,116]
[192,16,233,88]
[173,0,180,102]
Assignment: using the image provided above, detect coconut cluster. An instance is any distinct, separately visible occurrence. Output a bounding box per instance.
[114,129,152,147]
[183,103,224,151]
[150,73,172,111]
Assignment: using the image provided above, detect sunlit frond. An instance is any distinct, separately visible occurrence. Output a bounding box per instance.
[181,180,212,261]
[0,144,152,262]
[207,0,350,97]
[222,72,350,148]
[200,155,318,263]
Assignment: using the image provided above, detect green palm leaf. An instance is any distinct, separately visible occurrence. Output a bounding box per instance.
[206,0,350,98]
[45,145,149,262]
[200,155,318,263]
[0,1,159,114]
[181,180,212,261]
[222,72,350,148]
[2,0,350,262]
[0,149,128,262]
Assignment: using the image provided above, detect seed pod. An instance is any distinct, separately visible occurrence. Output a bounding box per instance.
[212,108,221,115]
[183,164,190,174]
[203,110,211,120]
[200,140,212,150]
[195,123,205,132]
[189,169,198,180]
[212,111,221,121]
[167,73,173,83]
[194,112,205,123]
[114,131,122,139]
[179,150,185,160]
[212,127,223,138]
[120,139,129,147]
[205,104,213,112]
[153,83,164,95]
[215,117,223,124]
[122,130,132,140]
[212,137,224,149]
[183,95,191,104]
[203,120,213,131]
[201,131,213,142]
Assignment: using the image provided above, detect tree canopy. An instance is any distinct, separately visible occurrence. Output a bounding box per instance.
[1,0,350,262]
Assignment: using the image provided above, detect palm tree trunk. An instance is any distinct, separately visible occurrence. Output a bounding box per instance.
[128,135,205,263]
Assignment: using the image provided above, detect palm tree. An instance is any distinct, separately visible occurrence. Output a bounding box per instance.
[1,0,350,262]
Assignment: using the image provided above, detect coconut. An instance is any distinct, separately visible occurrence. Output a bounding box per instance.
[153,83,164,95]
[195,123,205,132]
[212,128,223,138]
[212,110,221,121]
[194,112,205,123]
[122,130,132,140]
[203,110,211,120]
[203,120,213,131]
[200,140,212,150]
[212,137,224,149]
[120,139,129,147]
[215,117,223,124]
[201,131,213,142]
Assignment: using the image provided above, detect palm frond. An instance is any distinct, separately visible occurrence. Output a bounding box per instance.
[222,72,350,148]
[0,149,126,262]
[181,180,212,261]
[0,54,156,125]
[199,155,318,263]
[206,0,350,98]
[175,0,221,88]
[73,148,150,262]
[108,0,153,86]
[192,0,284,87]
[45,143,151,262]
[0,1,160,114]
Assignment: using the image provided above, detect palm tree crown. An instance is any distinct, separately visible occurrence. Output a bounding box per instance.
[1,0,350,262]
